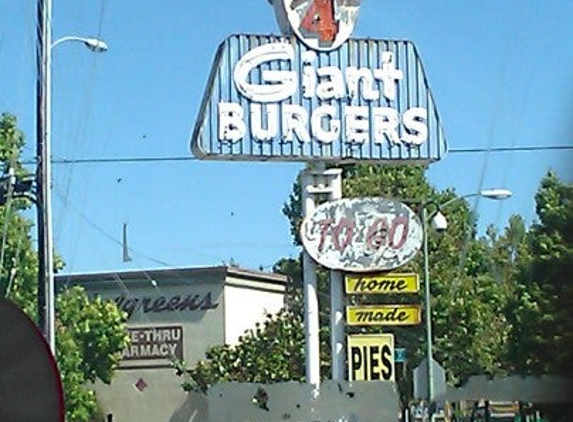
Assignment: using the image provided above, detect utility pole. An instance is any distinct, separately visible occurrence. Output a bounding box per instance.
[422,206,434,403]
[35,0,107,354]
[36,0,56,353]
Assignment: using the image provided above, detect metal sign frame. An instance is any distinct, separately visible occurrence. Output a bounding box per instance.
[190,34,447,163]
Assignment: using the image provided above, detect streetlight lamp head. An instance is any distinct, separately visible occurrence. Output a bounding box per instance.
[431,211,448,232]
[83,38,108,53]
[479,188,513,200]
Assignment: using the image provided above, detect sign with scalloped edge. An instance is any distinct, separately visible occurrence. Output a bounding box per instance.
[300,197,423,272]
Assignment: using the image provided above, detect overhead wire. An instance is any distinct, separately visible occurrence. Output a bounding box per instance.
[15,144,573,167]
[450,3,534,293]
[53,0,111,272]
[51,184,252,272]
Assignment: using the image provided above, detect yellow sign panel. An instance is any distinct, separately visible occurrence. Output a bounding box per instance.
[346,305,422,326]
[347,334,395,381]
[345,273,419,294]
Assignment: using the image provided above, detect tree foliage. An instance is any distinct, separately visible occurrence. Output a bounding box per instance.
[181,163,510,393]
[180,163,572,403]
[176,309,305,393]
[505,171,573,376]
[56,286,130,421]
[0,113,37,316]
[0,113,129,422]
[339,164,512,385]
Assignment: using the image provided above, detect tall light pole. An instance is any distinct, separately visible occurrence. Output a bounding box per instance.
[37,0,108,353]
[420,188,512,404]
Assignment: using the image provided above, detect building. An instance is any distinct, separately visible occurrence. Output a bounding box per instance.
[57,266,287,422]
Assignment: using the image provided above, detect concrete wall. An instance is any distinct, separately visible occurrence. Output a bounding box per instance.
[94,371,207,422]
[57,267,287,422]
[223,275,285,345]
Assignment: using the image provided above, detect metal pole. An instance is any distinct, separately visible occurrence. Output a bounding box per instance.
[36,0,56,353]
[330,270,344,380]
[422,207,434,403]
[302,169,320,386]
[328,170,345,381]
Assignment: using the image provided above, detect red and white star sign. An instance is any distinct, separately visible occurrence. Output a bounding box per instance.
[270,0,363,51]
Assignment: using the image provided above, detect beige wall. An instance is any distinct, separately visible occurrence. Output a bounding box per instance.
[111,281,225,367]
[58,267,286,422]
[95,370,207,422]
[223,281,285,345]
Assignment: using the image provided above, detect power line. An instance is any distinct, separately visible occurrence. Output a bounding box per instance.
[450,145,572,154]
[56,156,196,164]
[18,144,572,166]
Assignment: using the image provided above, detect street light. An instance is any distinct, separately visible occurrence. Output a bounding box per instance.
[52,36,109,52]
[37,0,108,353]
[421,188,512,404]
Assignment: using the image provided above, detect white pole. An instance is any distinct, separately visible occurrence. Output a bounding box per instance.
[36,0,56,354]
[302,169,320,386]
[422,207,434,402]
[328,170,345,381]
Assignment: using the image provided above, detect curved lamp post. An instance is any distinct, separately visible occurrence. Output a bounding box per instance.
[421,188,512,404]
[51,36,109,52]
[37,0,107,353]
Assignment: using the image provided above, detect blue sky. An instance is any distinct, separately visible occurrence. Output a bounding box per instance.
[0,0,571,275]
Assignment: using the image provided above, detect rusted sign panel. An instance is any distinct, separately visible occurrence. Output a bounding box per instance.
[300,197,423,272]
[208,380,400,422]
[346,304,422,326]
[346,272,420,294]
[271,0,363,51]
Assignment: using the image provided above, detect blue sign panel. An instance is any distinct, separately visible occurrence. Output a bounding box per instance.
[395,347,407,363]
[191,34,447,163]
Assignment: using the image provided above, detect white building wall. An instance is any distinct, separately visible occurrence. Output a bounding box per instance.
[82,278,225,421]
[223,283,285,345]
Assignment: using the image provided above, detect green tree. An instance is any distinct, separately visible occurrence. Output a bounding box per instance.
[505,171,573,376]
[56,287,130,421]
[0,113,37,315]
[176,309,305,393]
[0,113,129,422]
[179,163,512,395]
[290,164,510,385]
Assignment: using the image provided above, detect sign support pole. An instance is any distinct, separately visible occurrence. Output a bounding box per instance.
[327,172,345,381]
[302,168,320,388]
[422,206,434,403]
[301,166,343,386]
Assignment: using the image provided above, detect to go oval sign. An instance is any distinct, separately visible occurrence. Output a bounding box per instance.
[300,197,423,272]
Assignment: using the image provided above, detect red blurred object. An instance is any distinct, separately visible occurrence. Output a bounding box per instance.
[0,298,64,422]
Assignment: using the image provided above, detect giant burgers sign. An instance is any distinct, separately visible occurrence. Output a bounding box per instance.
[190,2,447,164]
